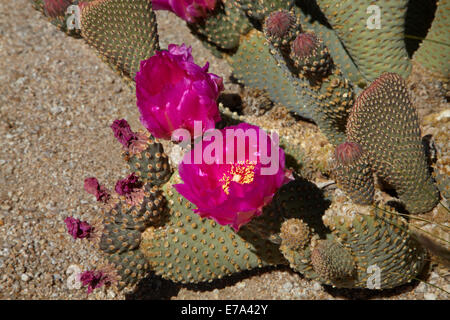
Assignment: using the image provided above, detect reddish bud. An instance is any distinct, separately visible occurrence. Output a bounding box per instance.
[292,33,319,59]
[334,142,363,166]
[264,10,296,38]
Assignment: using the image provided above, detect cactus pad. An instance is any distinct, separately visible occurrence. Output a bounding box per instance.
[316,0,412,81]
[333,142,374,205]
[123,132,172,187]
[107,250,149,289]
[188,0,252,51]
[413,0,450,80]
[81,0,160,82]
[140,174,287,284]
[346,73,440,213]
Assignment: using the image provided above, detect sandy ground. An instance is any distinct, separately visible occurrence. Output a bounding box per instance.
[0,0,448,300]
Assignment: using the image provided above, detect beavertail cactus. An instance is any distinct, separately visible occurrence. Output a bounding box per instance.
[280,193,428,289]
[263,8,299,48]
[81,0,160,81]
[230,9,355,145]
[35,0,449,295]
[186,0,252,53]
[236,0,295,21]
[71,117,432,291]
[290,32,332,78]
[413,0,450,80]
[262,10,354,145]
[333,141,374,205]
[31,0,159,81]
[30,0,91,36]
[310,239,355,284]
[340,73,440,213]
[315,0,412,81]
[111,119,172,187]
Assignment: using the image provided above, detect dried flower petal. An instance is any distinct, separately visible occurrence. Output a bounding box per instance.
[64,216,92,239]
[79,270,110,294]
[84,177,110,203]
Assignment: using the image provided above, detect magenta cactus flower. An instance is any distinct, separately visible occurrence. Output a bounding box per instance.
[84,177,110,203]
[79,270,110,294]
[173,123,289,231]
[64,216,92,240]
[152,0,216,23]
[135,43,223,141]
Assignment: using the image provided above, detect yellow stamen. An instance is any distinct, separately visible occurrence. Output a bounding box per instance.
[220,160,256,195]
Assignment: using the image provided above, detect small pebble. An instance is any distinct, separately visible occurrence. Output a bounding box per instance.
[21,274,30,282]
[313,282,322,291]
[424,293,436,300]
[281,282,293,293]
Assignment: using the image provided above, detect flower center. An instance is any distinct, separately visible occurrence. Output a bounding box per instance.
[220,160,256,195]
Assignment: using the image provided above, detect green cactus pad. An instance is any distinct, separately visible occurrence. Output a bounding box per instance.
[282,201,428,288]
[81,0,160,82]
[310,239,355,284]
[30,0,94,37]
[280,218,311,250]
[262,17,354,145]
[139,170,337,284]
[323,202,428,289]
[333,144,374,205]
[413,0,450,80]
[124,133,172,187]
[263,9,300,49]
[229,29,315,121]
[230,29,354,145]
[315,0,411,81]
[293,5,367,87]
[236,0,295,21]
[188,0,252,51]
[99,222,142,254]
[140,173,289,284]
[346,73,440,213]
[105,185,167,231]
[107,249,149,289]
[290,32,333,78]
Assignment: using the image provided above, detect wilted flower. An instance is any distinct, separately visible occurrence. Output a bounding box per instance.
[114,173,145,205]
[64,216,92,240]
[84,177,110,203]
[115,173,141,195]
[110,119,148,154]
[135,43,223,141]
[79,270,110,294]
[152,0,216,23]
[174,123,289,231]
